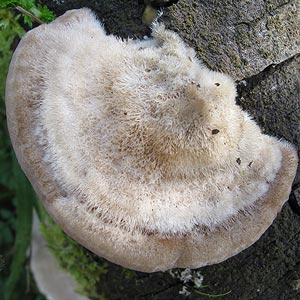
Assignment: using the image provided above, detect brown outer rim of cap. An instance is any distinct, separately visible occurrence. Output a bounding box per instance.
[6,14,299,272]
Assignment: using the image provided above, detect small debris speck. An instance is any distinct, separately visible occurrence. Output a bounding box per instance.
[212,129,220,135]
[236,158,241,165]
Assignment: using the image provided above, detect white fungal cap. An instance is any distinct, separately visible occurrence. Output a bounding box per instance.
[6,8,298,272]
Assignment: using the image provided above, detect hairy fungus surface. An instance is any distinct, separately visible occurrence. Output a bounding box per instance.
[6,8,298,272]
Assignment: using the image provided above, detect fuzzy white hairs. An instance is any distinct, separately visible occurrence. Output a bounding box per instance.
[6,8,298,272]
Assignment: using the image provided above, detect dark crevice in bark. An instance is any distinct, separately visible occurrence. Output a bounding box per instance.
[237,53,299,91]
[289,182,300,216]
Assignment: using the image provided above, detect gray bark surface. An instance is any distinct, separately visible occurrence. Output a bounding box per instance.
[41,1,300,299]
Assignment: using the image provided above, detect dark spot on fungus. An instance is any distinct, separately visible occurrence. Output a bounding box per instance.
[90,206,98,212]
[212,129,220,135]
[61,190,68,198]
[215,83,220,86]
[236,158,241,165]
[248,161,253,167]
[124,112,127,115]
[196,84,201,88]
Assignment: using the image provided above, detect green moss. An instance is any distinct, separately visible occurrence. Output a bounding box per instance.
[0,1,55,26]
[39,209,108,299]
[0,9,25,106]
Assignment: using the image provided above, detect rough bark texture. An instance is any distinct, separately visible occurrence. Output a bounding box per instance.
[41,1,300,299]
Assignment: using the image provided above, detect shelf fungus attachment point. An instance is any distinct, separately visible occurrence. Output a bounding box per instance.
[6,9,298,272]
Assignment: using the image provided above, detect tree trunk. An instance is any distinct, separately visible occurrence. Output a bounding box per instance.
[40,1,300,299]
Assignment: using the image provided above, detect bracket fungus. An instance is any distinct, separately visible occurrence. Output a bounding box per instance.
[6,8,298,272]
